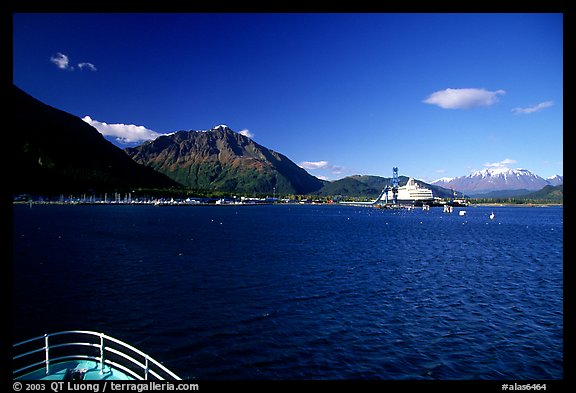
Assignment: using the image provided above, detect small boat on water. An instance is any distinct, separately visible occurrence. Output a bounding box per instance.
[448,198,469,207]
[13,331,181,380]
[490,212,495,220]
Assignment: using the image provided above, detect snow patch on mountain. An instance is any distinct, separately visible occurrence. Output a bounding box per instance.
[546,174,563,186]
[432,177,454,185]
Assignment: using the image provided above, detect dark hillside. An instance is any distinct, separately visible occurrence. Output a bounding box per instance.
[11,85,179,194]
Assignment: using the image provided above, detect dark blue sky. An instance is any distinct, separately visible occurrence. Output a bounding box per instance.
[13,13,563,181]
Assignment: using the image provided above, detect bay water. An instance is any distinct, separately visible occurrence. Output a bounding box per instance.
[12,204,563,380]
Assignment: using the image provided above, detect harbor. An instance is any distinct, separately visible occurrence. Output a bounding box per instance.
[338,167,468,210]
[12,193,327,207]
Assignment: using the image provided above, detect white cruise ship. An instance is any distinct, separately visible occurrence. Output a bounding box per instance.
[385,177,434,203]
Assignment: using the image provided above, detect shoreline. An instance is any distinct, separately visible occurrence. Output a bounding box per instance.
[13,201,563,208]
[469,203,563,208]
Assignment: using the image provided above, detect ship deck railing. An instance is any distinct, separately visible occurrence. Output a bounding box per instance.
[13,330,181,380]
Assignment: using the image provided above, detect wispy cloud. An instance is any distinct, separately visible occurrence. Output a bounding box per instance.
[238,129,254,138]
[512,101,553,115]
[330,165,345,175]
[50,52,97,72]
[299,161,330,170]
[82,116,163,144]
[484,158,517,168]
[50,52,73,70]
[423,88,505,109]
[299,161,345,178]
[78,62,97,72]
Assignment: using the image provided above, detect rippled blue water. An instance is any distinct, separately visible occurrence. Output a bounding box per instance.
[12,204,563,380]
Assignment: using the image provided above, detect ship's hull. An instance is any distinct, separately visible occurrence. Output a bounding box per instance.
[396,197,435,204]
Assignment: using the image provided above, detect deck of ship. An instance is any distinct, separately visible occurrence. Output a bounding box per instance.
[15,360,133,380]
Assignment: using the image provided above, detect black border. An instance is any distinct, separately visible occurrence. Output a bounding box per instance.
[5,0,573,391]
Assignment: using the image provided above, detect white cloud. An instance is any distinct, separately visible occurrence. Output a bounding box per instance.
[238,129,254,138]
[78,62,97,71]
[299,161,345,177]
[50,52,73,70]
[512,101,553,115]
[82,116,164,144]
[484,158,517,168]
[50,53,97,72]
[423,88,506,109]
[299,161,330,170]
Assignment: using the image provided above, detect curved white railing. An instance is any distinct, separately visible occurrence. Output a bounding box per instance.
[13,331,181,380]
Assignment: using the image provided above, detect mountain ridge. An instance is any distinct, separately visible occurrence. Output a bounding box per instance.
[11,85,561,199]
[522,185,563,200]
[125,125,326,195]
[10,85,179,194]
[431,167,562,196]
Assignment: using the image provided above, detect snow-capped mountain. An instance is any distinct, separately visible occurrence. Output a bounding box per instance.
[432,168,562,195]
[546,174,564,186]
